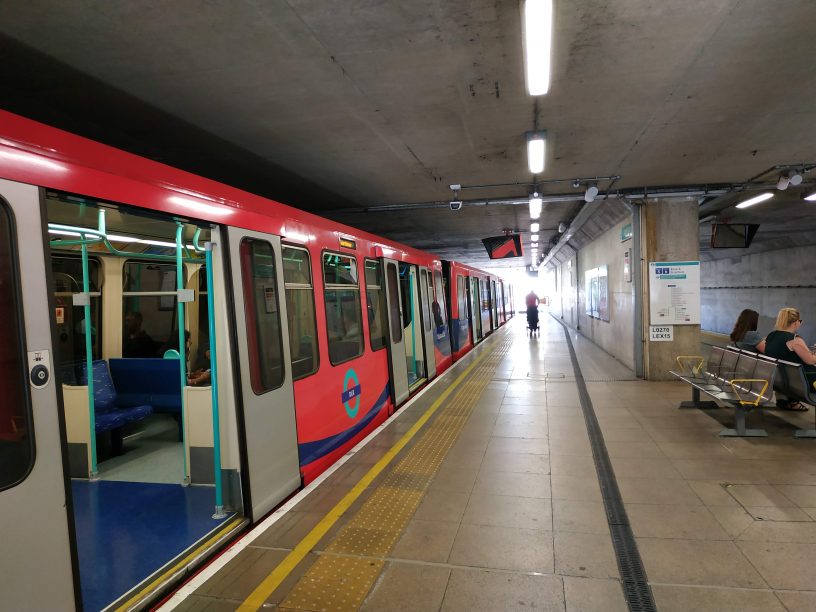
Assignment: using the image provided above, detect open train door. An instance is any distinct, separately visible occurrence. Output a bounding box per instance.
[468,276,482,343]
[418,266,436,380]
[227,227,300,520]
[0,180,77,609]
[382,258,409,405]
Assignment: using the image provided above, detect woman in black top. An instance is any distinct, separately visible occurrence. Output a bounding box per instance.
[757,307,816,411]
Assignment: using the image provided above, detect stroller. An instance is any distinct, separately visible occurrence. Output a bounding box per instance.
[527,307,539,336]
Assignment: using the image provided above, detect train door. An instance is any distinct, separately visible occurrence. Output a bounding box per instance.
[418,267,436,380]
[382,258,409,405]
[468,276,482,342]
[0,180,76,609]
[398,262,428,390]
[227,227,300,519]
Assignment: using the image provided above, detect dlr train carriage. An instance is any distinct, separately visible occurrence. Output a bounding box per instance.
[0,109,512,611]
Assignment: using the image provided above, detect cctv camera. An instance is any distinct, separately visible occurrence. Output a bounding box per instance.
[450,200,463,211]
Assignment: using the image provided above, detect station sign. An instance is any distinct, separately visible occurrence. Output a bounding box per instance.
[649,325,674,341]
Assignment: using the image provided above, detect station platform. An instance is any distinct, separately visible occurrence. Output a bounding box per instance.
[162,314,816,612]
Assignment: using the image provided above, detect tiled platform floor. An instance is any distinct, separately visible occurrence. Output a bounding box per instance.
[165,314,816,611]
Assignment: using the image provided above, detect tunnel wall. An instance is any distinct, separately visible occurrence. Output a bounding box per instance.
[702,245,816,345]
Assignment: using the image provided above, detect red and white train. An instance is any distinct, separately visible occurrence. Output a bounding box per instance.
[0,110,513,610]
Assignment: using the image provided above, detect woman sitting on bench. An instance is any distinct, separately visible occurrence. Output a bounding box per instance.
[757,307,816,411]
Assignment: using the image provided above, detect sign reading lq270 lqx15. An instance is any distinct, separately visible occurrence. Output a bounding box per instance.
[648,261,700,325]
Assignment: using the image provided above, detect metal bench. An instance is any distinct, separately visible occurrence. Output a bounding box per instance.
[671,347,776,437]
[728,346,816,438]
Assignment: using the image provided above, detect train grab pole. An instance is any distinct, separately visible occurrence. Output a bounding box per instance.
[205,241,226,519]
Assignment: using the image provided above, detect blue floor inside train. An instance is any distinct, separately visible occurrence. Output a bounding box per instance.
[71,480,231,611]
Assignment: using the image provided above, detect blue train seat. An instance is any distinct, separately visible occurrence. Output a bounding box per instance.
[79,360,154,433]
[109,358,183,439]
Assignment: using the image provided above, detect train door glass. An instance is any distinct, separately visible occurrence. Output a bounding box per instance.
[480,279,491,333]
[0,181,75,610]
[382,259,408,405]
[52,256,102,381]
[230,229,300,519]
[398,262,426,389]
[492,281,499,328]
[418,267,435,380]
[469,277,482,342]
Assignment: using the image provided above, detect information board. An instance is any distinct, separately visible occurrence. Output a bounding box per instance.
[649,261,700,325]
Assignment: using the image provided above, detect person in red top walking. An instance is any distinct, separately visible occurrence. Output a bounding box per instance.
[526,290,540,331]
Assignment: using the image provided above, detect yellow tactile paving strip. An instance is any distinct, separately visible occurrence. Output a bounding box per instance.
[280,339,512,611]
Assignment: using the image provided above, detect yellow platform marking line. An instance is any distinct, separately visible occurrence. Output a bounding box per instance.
[238,336,509,611]
[114,516,242,611]
[280,341,511,611]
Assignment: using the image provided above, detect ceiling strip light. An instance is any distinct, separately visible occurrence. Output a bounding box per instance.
[523,0,553,96]
[529,193,543,219]
[805,191,816,202]
[531,222,540,233]
[735,192,774,209]
[527,131,546,174]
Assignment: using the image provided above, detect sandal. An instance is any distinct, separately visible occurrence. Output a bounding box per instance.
[777,402,809,412]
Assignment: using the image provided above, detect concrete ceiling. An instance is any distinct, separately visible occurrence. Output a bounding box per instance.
[1,0,815,270]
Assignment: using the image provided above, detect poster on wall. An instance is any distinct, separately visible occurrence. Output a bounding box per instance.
[649,261,700,325]
[584,265,609,322]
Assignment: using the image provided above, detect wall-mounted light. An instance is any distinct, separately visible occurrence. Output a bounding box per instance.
[531,222,540,233]
[522,0,553,96]
[529,192,543,219]
[777,174,791,191]
[735,192,774,209]
[526,131,546,174]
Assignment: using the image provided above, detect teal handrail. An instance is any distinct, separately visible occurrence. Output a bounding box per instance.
[205,242,226,518]
[81,234,98,477]
[175,223,190,485]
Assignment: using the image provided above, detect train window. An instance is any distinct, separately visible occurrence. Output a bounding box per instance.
[123,261,188,358]
[282,246,319,379]
[433,270,447,329]
[386,263,403,343]
[398,263,413,328]
[323,252,363,365]
[51,256,103,384]
[456,275,466,320]
[420,269,431,332]
[240,239,286,393]
[364,259,387,351]
[0,199,33,490]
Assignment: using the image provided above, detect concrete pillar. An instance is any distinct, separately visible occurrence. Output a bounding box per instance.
[641,197,700,380]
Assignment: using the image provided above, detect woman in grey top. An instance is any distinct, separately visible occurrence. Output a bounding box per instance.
[730,309,763,350]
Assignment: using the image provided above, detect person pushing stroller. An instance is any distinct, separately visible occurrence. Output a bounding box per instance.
[526,290,540,335]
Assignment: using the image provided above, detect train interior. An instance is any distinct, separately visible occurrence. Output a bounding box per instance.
[46,192,238,611]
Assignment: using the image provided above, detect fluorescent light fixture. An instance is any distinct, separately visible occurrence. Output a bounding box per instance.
[529,194,543,219]
[523,0,553,95]
[530,222,540,233]
[531,235,539,243]
[169,195,234,217]
[526,131,546,174]
[48,228,82,237]
[805,191,816,201]
[735,192,774,209]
